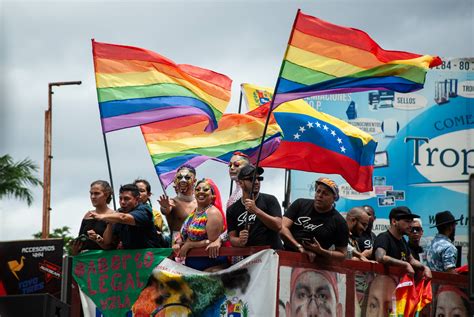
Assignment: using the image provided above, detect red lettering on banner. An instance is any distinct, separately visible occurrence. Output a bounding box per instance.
[87,261,97,274]
[143,251,154,268]
[100,298,107,311]
[87,276,97,295]
[74,262,85,277]
[122,254,132,270]
[99,274,108,293]
[98,257,108,274]
[134,252,143,269]
[111,273,122,291]
[120,294,130,308]
[124,272,135,290]
[135,271,144,288]
[111,255,121,270]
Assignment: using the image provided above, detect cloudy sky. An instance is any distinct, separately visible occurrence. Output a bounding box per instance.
[1,0,472,241]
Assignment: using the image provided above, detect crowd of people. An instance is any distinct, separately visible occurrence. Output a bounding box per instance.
[72,151,464,277]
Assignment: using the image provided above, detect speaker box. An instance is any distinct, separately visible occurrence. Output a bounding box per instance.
[0,293,69,317]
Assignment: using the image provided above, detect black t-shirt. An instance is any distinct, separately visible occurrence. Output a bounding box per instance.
[113,203,165,249]
[408,242,423,261]
[283,198,349,251]
[356,230,377,251]
[226,193,283,249]
[372,230,411,261]
[78,218,108,251]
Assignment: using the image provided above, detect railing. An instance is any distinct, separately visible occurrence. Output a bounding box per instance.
[68,247,470,317]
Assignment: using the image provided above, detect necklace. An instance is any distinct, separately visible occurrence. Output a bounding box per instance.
[196,204,213,214]
[177,193,195,202]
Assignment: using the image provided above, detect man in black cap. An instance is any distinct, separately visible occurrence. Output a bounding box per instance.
[426,211,460,272]
[373,206,431,278]
[280,177,349,261]
[226,165,283,249]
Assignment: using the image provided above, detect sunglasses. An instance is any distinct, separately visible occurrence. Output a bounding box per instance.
[228,161,242,168]
[241,176,264,181]
[411,227,423,233]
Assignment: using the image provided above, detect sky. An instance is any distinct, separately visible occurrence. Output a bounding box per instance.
[1,0,473,241]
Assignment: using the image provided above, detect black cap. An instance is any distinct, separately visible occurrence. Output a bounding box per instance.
[238,164,264,180]
[430,210,461,228]
[389,206,420,220]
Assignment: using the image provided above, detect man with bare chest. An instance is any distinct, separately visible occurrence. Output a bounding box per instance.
[158,165,197,244]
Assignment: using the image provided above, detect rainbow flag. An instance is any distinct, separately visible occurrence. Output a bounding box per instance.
[260,100,377,192]
[273,11,442,107]
[141,103,282,187]
[92,40,232,133]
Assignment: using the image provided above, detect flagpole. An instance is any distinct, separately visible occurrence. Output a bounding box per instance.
[101,133,117,210]
[229,89,244,198]
[247,9,301,224]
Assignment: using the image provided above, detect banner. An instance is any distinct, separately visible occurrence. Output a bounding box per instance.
[0,239,63,297]
[72,248,172,317]
[75,249,278,317]
[292,57,474,263]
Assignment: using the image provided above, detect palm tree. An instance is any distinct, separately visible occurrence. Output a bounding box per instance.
[0,154,43,206]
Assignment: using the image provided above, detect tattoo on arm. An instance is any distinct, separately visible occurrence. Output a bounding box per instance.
[374,248,386,262]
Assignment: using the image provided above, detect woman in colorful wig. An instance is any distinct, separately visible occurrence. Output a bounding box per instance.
[174,178,228,271]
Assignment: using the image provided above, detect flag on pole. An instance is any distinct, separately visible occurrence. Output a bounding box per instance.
[272,11,442,107]
[241,83,273,111]
[141,103,282,187]
[260,101,377,192]
[92,40,232,133]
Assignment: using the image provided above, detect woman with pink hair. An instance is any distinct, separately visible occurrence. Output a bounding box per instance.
[173,178,228,271]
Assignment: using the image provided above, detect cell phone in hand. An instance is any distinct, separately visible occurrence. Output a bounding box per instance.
[75,234,89,243]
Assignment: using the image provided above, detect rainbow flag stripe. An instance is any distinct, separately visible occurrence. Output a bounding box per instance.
[274,11,441,107]
[92,40,232,132]
[141,104,281,187]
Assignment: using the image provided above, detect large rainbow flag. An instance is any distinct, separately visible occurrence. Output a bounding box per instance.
[141,104,281,187]
[260,100,377,192]
[272,11,442,107]
[92,40,232,133]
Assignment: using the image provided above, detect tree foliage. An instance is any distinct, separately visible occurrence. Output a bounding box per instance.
[33,226,75,255]
[0,154,43,206]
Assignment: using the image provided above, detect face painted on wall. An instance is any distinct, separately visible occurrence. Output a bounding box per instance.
[228,155,249,180]
[173,168,196,195]
[286,270,339,317]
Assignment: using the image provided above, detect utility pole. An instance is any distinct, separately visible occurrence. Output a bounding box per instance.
[42,81,82,239]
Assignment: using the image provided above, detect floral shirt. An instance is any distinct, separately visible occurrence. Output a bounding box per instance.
[426,233,457,272]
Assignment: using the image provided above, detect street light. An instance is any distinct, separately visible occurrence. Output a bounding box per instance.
[42,81,82,239]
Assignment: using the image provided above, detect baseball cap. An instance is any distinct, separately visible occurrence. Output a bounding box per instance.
[237,164,264,180]
[389,206,420,220]
[315,177,339,201]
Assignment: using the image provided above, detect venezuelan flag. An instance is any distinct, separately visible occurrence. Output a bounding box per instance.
[273,11,442,107]
[141,103,282,187]
[92,40,232,133]
[260,100,377,192]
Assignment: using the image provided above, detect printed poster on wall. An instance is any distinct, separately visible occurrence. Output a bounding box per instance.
[75,249,279,317]
[0,239,64,297]
[291,57,473,263]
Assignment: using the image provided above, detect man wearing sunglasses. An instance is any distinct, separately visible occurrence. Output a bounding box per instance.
[226,152,250,209]
[407,218,424,262]
[226,165,283,249]
[158,165,197,245]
